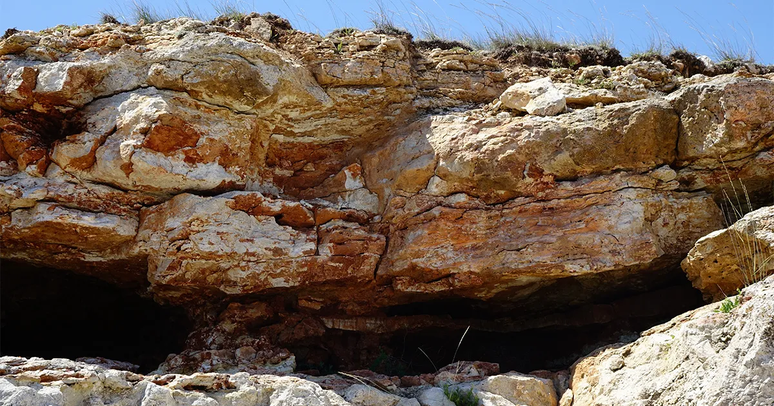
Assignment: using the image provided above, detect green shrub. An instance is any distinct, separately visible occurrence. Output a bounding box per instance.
[329,27,358,37]
[715,291,741,313]
[443,384,479,406]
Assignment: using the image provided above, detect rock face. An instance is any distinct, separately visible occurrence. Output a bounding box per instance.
[569,274,774,406]
[378,188,720,300]
[682,205,774,300]
[2,13,774,405]
[670,76,774,166]
[138,191,385,303]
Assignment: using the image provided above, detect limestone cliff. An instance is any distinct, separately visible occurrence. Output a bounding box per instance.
[1,13,774,406]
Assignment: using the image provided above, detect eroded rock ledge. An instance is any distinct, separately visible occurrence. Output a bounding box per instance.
[3,274,773,405]
[1,13,774,402]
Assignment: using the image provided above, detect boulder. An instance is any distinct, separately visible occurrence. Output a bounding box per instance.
[378,188,723,300]
[570,274,774,406]
[344,384,418,406]
[364,99,680,204]
[499,77,566,116]
[682,205,774,301]
[417,387,454,406]
[670,76,774,166]
[136,192,385,303]
[476,372,558,406]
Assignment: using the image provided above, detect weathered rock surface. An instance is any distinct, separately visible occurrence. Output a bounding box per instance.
[499,77,566,116]
[0,357,557,406]
[682,205,774,301]
[378,188,721,300]
[364,98,680,203]
[670,76,774,166]
[0,357,351,406]
[569,274,774,406]
[138,191,385,303]
[2,14,774,401]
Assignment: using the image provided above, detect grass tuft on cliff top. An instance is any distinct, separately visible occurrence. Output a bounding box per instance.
[98,0,762,64]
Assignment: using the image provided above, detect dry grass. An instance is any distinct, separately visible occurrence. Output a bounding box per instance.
[101,0,764,66]
[454,0,615,52]
[368,0,410,35]
[720,163,774,288]
[681,5,758,63]
[131,1,165,24]
[212,0,249,21]
[104,0,252,25]
[626,7,675,59]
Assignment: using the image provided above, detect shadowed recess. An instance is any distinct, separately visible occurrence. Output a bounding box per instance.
[0,261,192,373]
[292,271,704,375]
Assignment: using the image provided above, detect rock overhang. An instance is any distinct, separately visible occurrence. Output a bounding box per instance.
[1,14,774,378]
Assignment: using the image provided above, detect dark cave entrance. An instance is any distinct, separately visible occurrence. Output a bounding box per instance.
[0,260,706,377]
[293,271,705,375]
[0,261,191,373]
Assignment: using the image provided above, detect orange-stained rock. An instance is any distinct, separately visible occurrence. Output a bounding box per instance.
[141,114,201,154]
[136,192,385,303]
[300,163,380,214]
[0,170,161,216]
[49,89,260,193]
[0,120,49,176]
[3,202,137,249]
[3,16,774,383]
[378,189,723,299]
[228,192,315,228]
[363,98,679,205]
[0,65,37,110]
[682,205,774,301]
[0,140,17,176]
[0,202,145,285]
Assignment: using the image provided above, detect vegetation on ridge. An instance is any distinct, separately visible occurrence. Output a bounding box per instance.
[85,0,764,65]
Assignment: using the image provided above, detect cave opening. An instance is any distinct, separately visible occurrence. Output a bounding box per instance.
[0,261,192,373]
[292,272,705,376]
[1,259,706,378]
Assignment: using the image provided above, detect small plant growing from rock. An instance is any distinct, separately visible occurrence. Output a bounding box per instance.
[715,290,741,313]
[329,27,358,37]
[574,77,590,86]
[443,384,479,406]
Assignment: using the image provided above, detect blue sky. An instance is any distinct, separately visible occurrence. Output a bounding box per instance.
[1,0,772,63]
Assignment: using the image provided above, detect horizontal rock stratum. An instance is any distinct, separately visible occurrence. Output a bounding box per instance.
[1,13,774,405]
